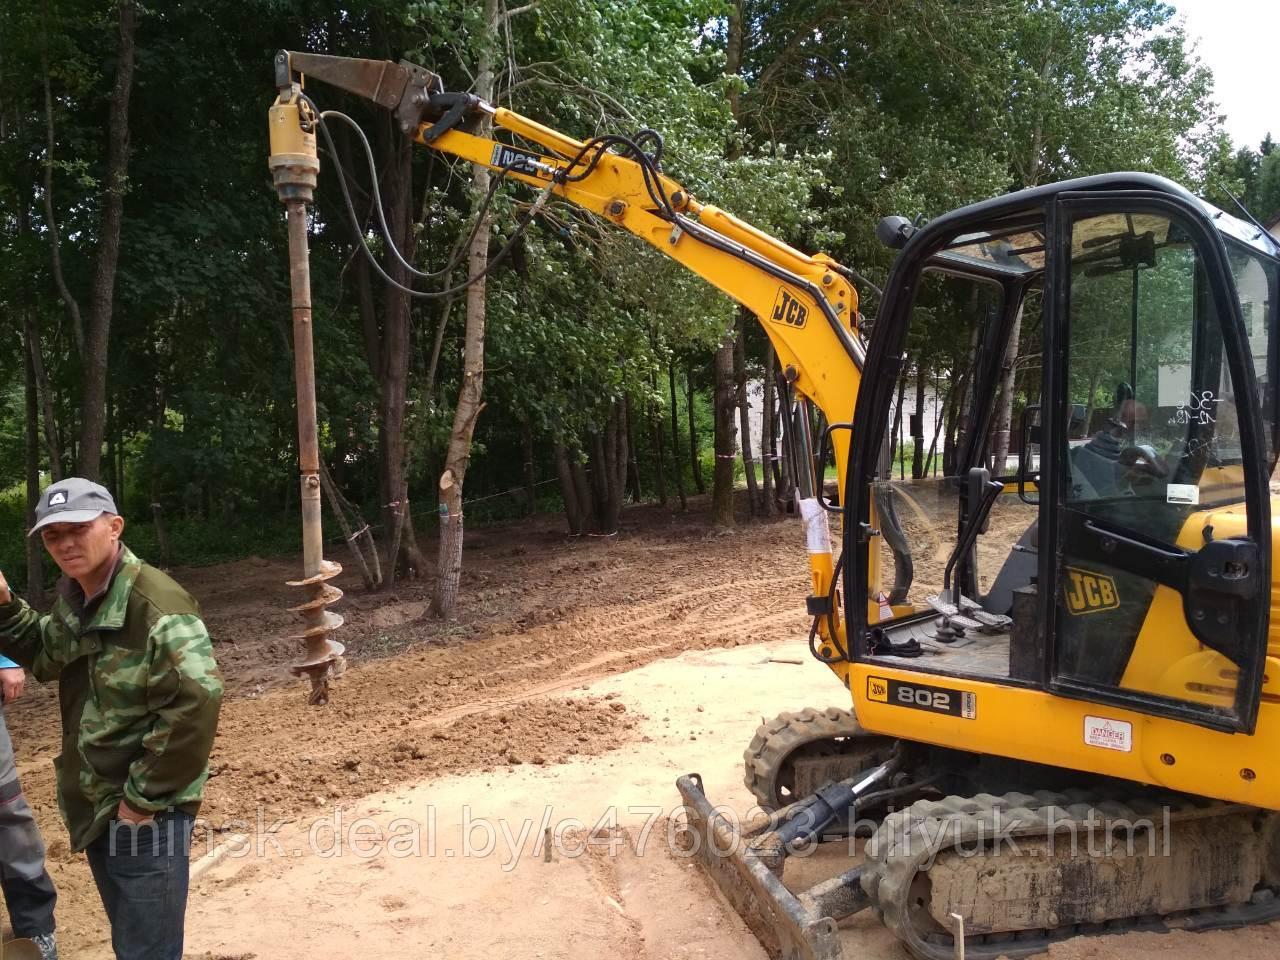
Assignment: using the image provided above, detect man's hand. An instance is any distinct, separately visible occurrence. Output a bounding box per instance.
[116,799,155,825]
[0,668,25,703]
[0,569,10,605]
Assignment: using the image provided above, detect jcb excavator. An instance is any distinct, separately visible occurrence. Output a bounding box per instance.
[268,51,1280,960]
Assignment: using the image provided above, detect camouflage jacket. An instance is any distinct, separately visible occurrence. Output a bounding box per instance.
[0,546,223,850]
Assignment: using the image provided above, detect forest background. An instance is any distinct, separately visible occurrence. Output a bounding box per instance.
[2,0,1277,613]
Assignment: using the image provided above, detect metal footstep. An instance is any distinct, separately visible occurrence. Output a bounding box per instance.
[927,594,1010,636]
[970,610,1012,632]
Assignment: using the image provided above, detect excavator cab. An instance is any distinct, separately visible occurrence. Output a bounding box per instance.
[846,174,1278,739]
[681,176,1280,960]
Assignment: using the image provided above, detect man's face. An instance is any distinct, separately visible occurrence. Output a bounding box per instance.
[40,514,124,583]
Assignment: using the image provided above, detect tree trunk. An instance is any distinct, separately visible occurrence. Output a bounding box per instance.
[925,371,947,478]
[18,176,64,483]
[585,404,629,534]
[651,387,669,507]
[354,254,382,383]
[667,362,687,510]
[40,65,85,356]
[386,481,410,590]
[912,365,927,479]
[760,344,777,515]
[23,314,63,481]
[379,134,426,581]
[589,429,609,529]
[570,451,593,533]
[725,1,745,140]
[711,331,738,527]
[105,393,117,493]
[988,303,1025,476]
[424,296,455,404]
[625,396,642,504]
[430,0,499,618]
[687,361,705,493]
[944,323,980,476]
[942,379,959,477]
[889,375,906,479]
[78,0,138,480]
[319,459,380,591]
[115,397,126,496]
[521,420,537,514]
[151,503,171,569]
[555,441,588,535]
[24,332,45,608]
[733,311,759,516]
[609,400,628,530]
[777,375,793,503]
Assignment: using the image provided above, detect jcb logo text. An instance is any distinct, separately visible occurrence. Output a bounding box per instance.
[770,288,808,328]
[1064,567,1119,615]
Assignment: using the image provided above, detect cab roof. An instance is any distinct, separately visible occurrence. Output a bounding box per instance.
[928,172,1280,278]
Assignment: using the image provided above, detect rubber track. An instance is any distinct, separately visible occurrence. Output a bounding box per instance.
[860,788,1280,960]
[742,707,889,811]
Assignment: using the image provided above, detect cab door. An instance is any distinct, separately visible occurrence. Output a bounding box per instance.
[1045,193,1271,732]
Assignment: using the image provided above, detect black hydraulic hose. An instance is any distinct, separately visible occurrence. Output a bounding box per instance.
[557,132,676,220]
[331,159,539,301]
[808,550,849,664]
[319,107,496,281]
[303,94,544,301]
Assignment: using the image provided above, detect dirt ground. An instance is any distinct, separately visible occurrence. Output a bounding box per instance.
[6,495,1280,959]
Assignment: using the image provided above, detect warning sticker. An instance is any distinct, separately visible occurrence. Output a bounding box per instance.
[1166,483,1200,505]
[1084,715,1133,752]
[797,497,832,555]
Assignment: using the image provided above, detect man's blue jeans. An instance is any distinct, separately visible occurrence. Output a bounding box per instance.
[0,706,57,939]
[85,811,194,960]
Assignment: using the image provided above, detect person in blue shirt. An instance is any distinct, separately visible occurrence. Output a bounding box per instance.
[0,652,58,959]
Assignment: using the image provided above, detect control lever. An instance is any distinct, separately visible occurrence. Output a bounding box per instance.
[933,468,1004,641]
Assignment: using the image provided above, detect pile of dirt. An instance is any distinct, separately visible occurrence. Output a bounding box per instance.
[198,696,640,831]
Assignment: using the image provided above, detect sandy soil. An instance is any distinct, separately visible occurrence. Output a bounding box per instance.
[4,495,1279,959]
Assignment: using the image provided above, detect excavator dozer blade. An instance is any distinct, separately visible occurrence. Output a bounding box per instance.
[676,773,843,960]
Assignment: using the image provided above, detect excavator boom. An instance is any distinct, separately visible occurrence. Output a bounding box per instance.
[269,48,871,661]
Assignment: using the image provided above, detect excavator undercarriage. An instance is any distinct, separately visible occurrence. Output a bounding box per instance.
[680,711,1280,960]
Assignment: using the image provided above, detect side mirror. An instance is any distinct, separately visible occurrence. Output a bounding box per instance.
[876,215,916,250]
[1018,404,1041,505]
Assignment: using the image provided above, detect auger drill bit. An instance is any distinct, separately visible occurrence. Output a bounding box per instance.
[286,561,346,705]
[269,57,346,704]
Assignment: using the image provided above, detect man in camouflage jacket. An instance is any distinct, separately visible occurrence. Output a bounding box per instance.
[0,478,223,960]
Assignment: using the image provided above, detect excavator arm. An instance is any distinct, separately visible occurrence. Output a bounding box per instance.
[268,50,880,658]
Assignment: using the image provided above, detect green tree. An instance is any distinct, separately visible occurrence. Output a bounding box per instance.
[1257,151,1280,222]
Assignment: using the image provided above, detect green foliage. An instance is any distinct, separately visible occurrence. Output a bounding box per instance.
[0,0,1239,571]
[1258,153,1280,223]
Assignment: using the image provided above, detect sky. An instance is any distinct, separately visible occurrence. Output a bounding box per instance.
[1173,0,1277,151]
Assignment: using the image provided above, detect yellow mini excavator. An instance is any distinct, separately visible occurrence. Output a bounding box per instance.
[268,51,1280,960]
